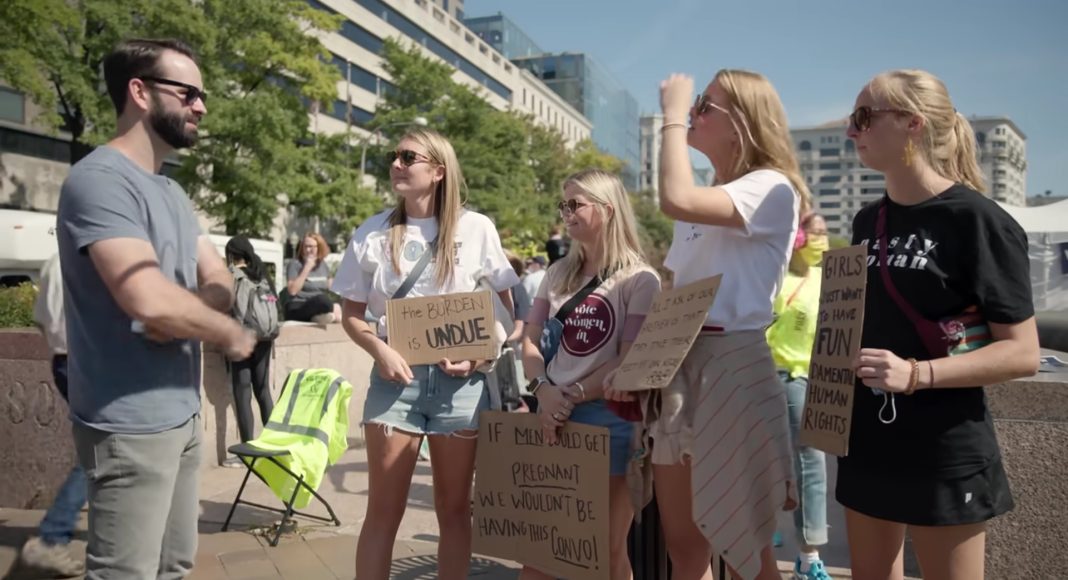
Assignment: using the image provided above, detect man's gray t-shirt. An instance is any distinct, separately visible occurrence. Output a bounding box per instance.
[286,259,330,304]
[57,146,202,434]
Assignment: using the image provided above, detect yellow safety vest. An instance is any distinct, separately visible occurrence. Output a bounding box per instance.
[249,368,352,508]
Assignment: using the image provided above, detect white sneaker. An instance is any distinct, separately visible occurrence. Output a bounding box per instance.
[311,313,334,326]
[18,536,85,578]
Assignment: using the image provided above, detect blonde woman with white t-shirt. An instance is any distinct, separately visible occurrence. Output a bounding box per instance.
[609,71,812,580]
[333,129,518,580]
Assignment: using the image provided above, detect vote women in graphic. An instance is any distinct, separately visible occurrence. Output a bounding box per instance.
[842,69,1038,580]
[332,128,519,580]
[609,70,811,580]
[520,169,660,580]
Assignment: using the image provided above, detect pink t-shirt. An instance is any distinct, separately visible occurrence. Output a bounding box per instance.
[528,265,661,387]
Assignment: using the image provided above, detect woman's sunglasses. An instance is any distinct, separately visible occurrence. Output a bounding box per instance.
[387,149,433,168]
[849,106,911,132]
[141,76,208,106]
[557,199,590,216]
[693,93,731,117]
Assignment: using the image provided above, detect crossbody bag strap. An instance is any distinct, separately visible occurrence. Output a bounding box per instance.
[876,201,928,328]
[554,275,602,323]
[392,237,438,300]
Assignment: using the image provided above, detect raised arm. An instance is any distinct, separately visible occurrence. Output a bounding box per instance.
[658,74,745,228]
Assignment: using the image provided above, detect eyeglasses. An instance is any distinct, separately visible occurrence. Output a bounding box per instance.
[693,93,731,117]
[387,149,433,168]
[557,199,590,216]
[849,106,911,132]
[141,76,208,106]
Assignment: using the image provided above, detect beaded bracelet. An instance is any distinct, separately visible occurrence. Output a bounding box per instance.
[903,358,920,395]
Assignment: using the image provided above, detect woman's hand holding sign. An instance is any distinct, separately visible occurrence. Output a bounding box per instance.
[602,368,637,402]
[439,358,479,378]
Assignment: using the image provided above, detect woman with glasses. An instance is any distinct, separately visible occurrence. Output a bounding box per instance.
[519,169,660,580]
[841,69,1038,580]
[285,232,341,324]
[333,128,519,580]
[609,70,810,580]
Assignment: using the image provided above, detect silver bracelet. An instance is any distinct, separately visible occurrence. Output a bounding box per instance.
[574,381,587,401]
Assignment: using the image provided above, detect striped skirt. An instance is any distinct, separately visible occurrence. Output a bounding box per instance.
[647,330,796,579]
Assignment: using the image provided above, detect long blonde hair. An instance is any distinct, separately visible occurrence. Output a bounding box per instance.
[867,69,985,192]
[553,169,648,295]
[387,128,465,287]
[714,69,813,216]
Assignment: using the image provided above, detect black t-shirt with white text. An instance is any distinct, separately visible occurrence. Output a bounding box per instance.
[841,185,1033,478]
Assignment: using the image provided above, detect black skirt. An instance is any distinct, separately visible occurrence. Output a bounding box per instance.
[836,457,1014,526]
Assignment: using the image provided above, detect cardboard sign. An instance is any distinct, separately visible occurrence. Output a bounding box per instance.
[799,245,867,456]
[473,412,609,580]
[386,290,497,365]
[612,276,722,391]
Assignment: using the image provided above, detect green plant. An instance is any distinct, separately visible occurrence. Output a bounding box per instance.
[0,283,37,329]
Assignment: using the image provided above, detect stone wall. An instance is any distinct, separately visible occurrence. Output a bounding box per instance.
[0,324,372,508]
[986,366,1068,578]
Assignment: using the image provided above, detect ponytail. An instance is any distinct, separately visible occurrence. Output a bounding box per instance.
[947,112,986,193]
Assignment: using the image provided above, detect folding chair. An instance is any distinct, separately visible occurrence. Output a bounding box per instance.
[221,368,351,546]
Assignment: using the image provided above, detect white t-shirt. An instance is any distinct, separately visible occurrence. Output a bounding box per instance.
[333,209,520,338]
[664,169,799,332]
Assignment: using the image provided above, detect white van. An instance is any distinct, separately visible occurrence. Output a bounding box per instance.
[0,209,283,292]
[0,209,58,287]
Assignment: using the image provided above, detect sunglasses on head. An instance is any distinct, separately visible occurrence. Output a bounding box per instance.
[557,199,590,216]
[849,105,911,132]
[141,76,207,106]
[387,149,433,167]
[693,93,731,117]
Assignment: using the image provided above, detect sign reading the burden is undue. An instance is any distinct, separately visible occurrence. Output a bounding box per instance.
[799,245,867,456]
[612,275,722,391]
[473,412,609,580]
[386,290,497,366]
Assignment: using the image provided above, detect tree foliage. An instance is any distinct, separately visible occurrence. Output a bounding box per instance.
[0,0,372,237]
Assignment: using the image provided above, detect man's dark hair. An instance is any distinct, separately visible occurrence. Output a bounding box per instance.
[103,39,197,115]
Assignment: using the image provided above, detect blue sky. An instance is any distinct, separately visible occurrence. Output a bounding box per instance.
[466,0,1067,197]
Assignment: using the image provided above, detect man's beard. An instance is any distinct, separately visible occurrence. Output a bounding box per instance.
[149,93,198,149]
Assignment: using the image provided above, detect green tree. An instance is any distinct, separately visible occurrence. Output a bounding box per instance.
[629,191,674,277]
[0,0,359,236]
[568,139,625,176]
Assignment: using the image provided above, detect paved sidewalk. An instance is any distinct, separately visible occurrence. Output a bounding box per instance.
[1,443,861,579]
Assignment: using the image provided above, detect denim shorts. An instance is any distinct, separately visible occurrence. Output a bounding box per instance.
[568,400,634,476]
[363,364,489,435]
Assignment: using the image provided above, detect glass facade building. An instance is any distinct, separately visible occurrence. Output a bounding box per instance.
[463,13,544,60]
[512,53,639,190]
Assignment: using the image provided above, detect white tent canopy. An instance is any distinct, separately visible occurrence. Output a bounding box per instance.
[997,199,1068,235]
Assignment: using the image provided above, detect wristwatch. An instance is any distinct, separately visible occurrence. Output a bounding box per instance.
[527,375,551,395]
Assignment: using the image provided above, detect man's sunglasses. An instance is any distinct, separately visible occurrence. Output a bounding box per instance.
[557,199,590,216]
[849,106,911,132]
[141,76,207,106]
[387,149,434,167]
[693,93,731,117]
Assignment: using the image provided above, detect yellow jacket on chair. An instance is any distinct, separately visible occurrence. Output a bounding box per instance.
[248,368,352,508]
